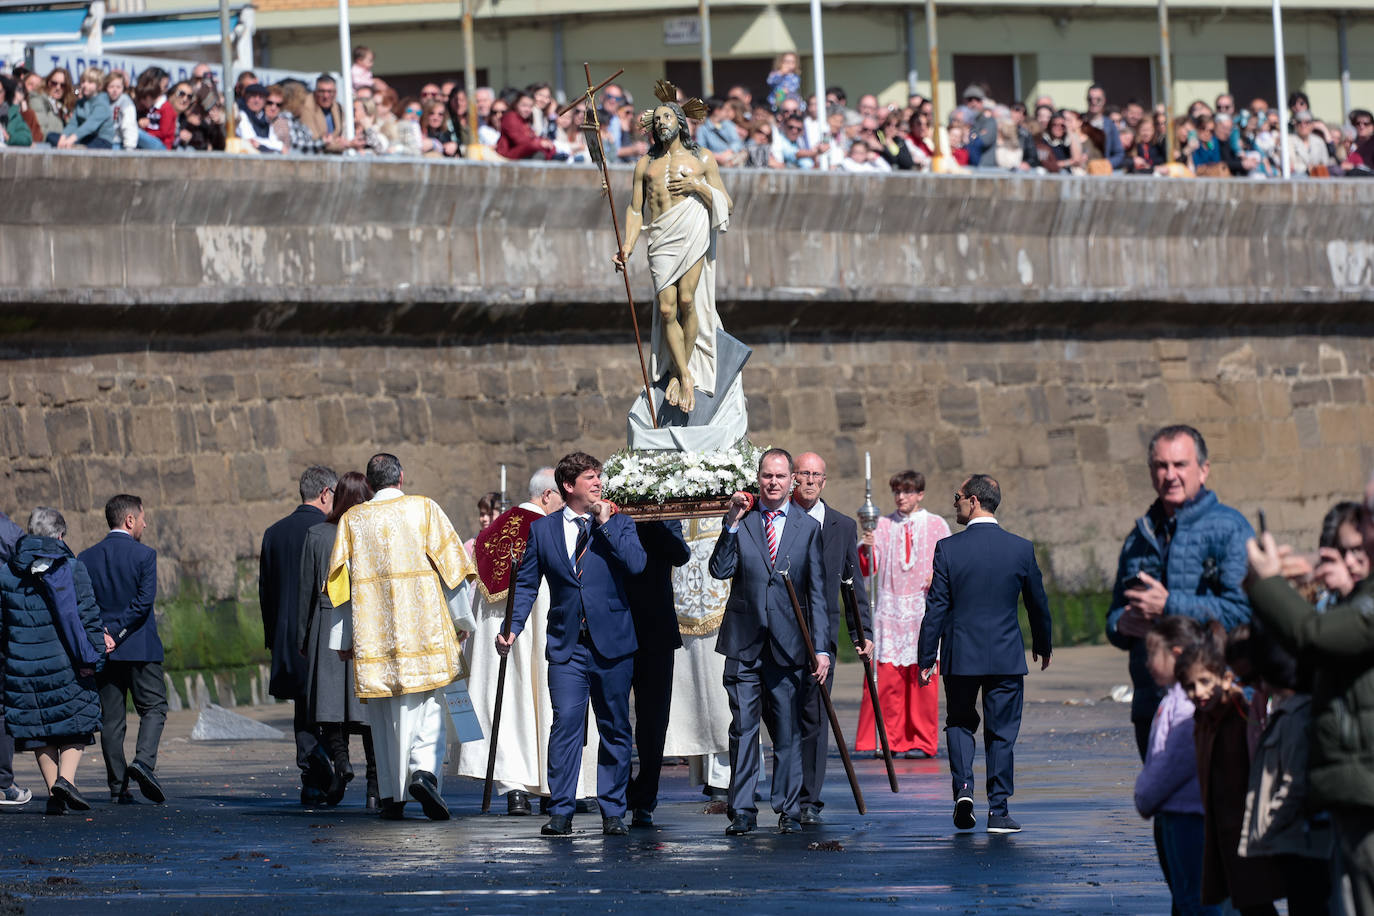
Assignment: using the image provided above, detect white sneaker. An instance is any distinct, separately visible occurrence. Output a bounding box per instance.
[0,784,32,806]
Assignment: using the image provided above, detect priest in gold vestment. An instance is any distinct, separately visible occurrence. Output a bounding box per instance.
[327,453,476,821]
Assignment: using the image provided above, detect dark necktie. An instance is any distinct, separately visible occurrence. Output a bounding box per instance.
[573,516,591,579]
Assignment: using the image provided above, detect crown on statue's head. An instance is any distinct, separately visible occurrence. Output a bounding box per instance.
[638,80,708,132]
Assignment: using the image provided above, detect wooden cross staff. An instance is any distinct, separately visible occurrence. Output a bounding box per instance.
[559,64,658,428]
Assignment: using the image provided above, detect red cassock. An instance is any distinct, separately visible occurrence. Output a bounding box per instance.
[855,661,939,755]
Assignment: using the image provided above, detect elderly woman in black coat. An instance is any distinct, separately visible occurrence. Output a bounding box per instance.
[0,507,106,815]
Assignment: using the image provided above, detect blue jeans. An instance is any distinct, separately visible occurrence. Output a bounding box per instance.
[136,129,165,150]
[1156,812,1222,916]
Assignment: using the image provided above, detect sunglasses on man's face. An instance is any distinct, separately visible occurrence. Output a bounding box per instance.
[1357,120,1374,128]
[174,90,192,100]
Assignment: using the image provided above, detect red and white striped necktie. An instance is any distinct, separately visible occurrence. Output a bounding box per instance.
[765,508,782,565]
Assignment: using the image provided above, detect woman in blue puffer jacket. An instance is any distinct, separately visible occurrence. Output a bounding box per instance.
[0,507,106,815]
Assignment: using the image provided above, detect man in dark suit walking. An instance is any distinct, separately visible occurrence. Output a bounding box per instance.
[80,494,168,804]
[710,448,830,836]
[259,465,337,805]
[497,451,647,837]
[624,519,691,828]
[789,451,871,826]
[918,474,1052,834]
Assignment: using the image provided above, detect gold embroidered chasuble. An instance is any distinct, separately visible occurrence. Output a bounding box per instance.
[326,493,476,699]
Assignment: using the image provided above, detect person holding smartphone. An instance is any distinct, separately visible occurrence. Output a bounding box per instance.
[1106,425,1256,761]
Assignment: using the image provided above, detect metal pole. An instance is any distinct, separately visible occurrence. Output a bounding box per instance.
[924,0,942,161]
[1157,0,1174,166]
[219,0,238,147]
[464,0,479,148]
[1272,0,1290,177]
[1338,13,1351,125]
[905,6,918,98]
[699,0,713,97]
[552,19,566,102]
[810,0,829,170]
[338,0,354,140]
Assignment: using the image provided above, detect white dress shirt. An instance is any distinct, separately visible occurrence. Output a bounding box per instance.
[967,516,999,526]
[562,505,592,561]
[804,500,826,526]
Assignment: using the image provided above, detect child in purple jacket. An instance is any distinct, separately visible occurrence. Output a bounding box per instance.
[1134,616,1219,916]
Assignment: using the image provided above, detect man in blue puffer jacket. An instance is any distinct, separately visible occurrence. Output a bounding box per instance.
[1105,425,1254,759]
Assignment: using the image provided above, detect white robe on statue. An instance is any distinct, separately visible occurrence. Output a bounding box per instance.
[455,502,598,796]
[327,487,476,803]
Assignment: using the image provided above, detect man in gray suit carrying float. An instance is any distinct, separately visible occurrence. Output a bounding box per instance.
[709,448,829,836]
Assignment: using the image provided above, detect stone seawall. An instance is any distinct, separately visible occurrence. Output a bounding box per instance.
[2,152,1373,601]
[6,332,1371,598]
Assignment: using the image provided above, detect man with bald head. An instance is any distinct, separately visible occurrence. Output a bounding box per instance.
[789,452,871,825]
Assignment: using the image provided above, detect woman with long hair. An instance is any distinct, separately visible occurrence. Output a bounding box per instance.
[296,472,379,809]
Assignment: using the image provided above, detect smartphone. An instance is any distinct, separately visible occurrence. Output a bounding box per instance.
[1256,509,1268,537]
[1124,573,1147,591]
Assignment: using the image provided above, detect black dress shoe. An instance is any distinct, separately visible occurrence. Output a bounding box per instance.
[305,744,334,794]
[45,795,67,816]
[702,785,729,802]
[301,785,327,807]
[630,808,654,828]
[51,777,91,812]
[111,791,138,805]
[406,771,450,821]
[326,759,354,806]
[799,805,823,826]
[602,816,628,836]
[724,814,756,836]
[778,814,802,834]
[506,790,533,816]
[379,799,406,820]
[987,813,1022,834]
[127,761,165,804]
[541,814,573,836]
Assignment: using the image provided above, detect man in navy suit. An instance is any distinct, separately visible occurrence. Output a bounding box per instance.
[918,474,1052,834]
[80,494,168,804]
[624,519,691,827]
[710,448,830,836]
[497,451,647,837]
[790,451,871,826]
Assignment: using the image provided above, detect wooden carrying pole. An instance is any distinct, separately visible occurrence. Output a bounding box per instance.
[560,64,657,427]
[780,570,865,814]
[842,578,898,793]
[481,544,523,812]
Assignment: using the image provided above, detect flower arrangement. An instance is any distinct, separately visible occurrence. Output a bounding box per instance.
[603,439,763,506]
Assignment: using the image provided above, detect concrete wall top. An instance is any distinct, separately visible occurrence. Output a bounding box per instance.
[2,150,1372,339]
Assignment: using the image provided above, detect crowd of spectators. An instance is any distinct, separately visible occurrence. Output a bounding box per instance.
[1102,424,1374,914]
[3,45,1373,178]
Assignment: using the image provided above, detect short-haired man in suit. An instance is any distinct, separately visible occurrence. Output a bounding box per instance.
[624,519,692,827]
[789,451,871,826]
[497,451,648,837]
[80,494,167,804]
[918,474,1052,834]
[260,465,338,805]
[710,448,830,835]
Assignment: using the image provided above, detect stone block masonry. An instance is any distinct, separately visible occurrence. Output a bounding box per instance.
[1,333,1369,600]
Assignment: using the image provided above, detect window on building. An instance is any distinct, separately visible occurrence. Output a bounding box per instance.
[665,58,773,103]
[1226,56,1306,111]
[952,54,1015,107]
[383,70,488,101]
[1092,56,1153,108]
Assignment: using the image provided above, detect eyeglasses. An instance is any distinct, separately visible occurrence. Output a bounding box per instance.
[173,90,192,100]
[265,100,282,108]
[794,472,825,481]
